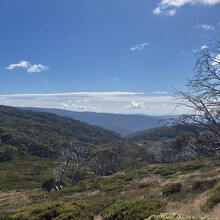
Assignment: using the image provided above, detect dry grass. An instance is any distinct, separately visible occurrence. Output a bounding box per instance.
[206,204,220,219]
[0,189,40,213]
[166,191,209,217]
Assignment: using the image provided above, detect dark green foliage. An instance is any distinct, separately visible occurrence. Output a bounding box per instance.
[0,201,94,220]
[0,105,121,159]
[17,144,29,159]
[162,183,182,196]
[192,180,217,193]
[101,200,163,220]
[0,145,18,161]
[0,132,13,143]
[42,177,56,192]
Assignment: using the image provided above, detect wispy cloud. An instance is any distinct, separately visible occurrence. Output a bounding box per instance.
[0,92,183,115]
[131,42,149,51]
[153,0,220,16]
[0,92,145,98]
[6,60,49,73]
[153,92,169,94]
[193,24,215,30]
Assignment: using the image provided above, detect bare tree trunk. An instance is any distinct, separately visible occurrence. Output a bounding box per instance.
[57,160,70,190]
[71,163,80,187]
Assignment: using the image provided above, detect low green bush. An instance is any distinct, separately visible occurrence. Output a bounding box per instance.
[42,177,55,192]
[162,183,182,196]
[192,179,217,193]
[101,200,163,220]
[0,201,94,220]
[153,167,177,177]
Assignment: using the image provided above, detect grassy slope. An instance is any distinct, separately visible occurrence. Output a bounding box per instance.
[0,156,220,219]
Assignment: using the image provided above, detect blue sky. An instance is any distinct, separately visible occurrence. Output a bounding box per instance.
[0,0,220,115]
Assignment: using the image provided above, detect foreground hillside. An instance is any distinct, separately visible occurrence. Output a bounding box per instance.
[1,105,220,219]
[0,156,220,219]
[0,105,121,160]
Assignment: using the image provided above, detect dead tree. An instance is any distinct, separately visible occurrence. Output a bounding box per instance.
[171,39,220,154]
[54,148,73,190]
[53,143,89,190]
[70,146,89,187]
[90,142,124,176]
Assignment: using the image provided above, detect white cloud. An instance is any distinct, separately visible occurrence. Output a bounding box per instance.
[201,45,208,49]
[6,60,49,73]
[62,102,87,110]
[194,24,215,30]
[27,64,49,73]
[6,61,30,70]
[153,0,220,15]
[124,101,144,109]
[131,42,149,51]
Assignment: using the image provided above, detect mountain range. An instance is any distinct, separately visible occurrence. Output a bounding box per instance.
[21,107,177,136]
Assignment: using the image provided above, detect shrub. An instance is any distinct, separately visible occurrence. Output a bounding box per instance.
[42,177,55,192]
[162,183,182,196]
[153,167,176,177]
[101,200,163,220]
[0,145,18,161]
[192,180,217,193]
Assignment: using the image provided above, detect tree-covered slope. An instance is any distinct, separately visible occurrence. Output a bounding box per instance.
[128,125,196,142]
[0,105,121,160]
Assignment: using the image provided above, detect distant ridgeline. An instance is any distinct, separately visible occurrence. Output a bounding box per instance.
[20,107,172,136]
[0,105,121,161]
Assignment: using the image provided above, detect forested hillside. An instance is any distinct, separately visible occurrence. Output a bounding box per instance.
[0,105,121,161]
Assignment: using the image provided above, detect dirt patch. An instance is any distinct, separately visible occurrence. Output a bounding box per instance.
[94,215,102,220]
